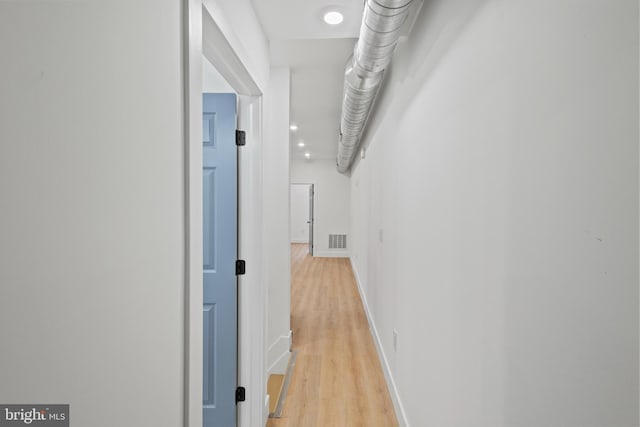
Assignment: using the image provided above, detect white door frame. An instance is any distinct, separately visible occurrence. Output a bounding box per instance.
[290,181,317,253]
[184,2,265,426]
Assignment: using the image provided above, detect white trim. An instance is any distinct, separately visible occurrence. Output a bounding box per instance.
[201,6,261,96]
[201,0,269,92]
[237,95,266,427]
[263,395,270,427]
[267,331,292,374]
[313,251,350,258]
[290,238,309,244]
[184,1,204,426]
[350,257,410,427]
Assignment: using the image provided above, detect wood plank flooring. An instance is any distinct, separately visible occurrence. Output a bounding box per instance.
[266,244,398,427]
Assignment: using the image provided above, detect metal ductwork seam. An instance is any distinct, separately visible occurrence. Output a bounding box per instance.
[336,0,415,174]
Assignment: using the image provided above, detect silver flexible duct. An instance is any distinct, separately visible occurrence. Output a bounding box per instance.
[336,0,415,173]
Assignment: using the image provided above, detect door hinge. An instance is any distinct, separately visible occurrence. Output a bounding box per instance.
[236,386,246,404]
[235,130,246,146]
[235,260,246,276]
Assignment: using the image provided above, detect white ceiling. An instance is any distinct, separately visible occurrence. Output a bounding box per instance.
[252,0,363,41]
[252,0,365,161]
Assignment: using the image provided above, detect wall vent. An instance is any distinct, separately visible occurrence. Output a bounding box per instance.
[328,234,347,249]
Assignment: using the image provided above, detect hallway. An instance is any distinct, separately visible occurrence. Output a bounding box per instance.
[267,244,398,427]
[0,1,637,426]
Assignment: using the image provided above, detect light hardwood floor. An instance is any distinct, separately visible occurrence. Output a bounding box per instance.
[266,244,398,427]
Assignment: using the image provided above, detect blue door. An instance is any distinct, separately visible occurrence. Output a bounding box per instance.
[203,93,237,426]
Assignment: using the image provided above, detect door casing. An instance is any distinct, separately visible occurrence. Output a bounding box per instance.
[184,3,266,427]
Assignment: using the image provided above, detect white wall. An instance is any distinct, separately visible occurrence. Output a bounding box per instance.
[350,1,639,426]
[290,184,311,243]
[203,56,234,93]
[263,68,292,375]
[292,159,350,257]
[202,0,270,93]
[0,2,184,426]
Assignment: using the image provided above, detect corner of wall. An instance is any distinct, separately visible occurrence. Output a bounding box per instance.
[263,394,270,427]
[267,330,292,375]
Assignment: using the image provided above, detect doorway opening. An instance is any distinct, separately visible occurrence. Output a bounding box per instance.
[185,3,266,427]
[290,183,314,256]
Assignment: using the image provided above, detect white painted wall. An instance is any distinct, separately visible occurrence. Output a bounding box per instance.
[203,56,234,93]
[202,0,270,93]
[350,1,639,426]
[292,159,350,257]
[290,184,311,243]
[0,2,184,426]
[263,68,292,376]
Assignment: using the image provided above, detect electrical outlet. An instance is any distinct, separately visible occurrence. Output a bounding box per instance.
[393,329,398,352]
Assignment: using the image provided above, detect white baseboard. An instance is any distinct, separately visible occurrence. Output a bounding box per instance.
[267,330,292,374]
[313,250,349,258]
[350,257,410,427]
[290,238,308,244]
[263,394,270,427]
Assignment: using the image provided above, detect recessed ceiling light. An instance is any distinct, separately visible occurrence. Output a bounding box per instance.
[304,152,311,158]
[298,141,305,147]
[323,11,343,25]
[290,125,298,131]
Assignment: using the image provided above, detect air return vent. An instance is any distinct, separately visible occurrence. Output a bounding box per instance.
[328,234,347,249]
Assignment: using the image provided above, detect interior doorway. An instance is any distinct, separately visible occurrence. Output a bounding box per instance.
[185,3,266,427]
[290,183,314,256]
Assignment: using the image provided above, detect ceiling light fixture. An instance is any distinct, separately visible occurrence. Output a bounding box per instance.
[304,152,311,158]
[323,11,343,25]
[290,125,298,131]
[298,141,305,147]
